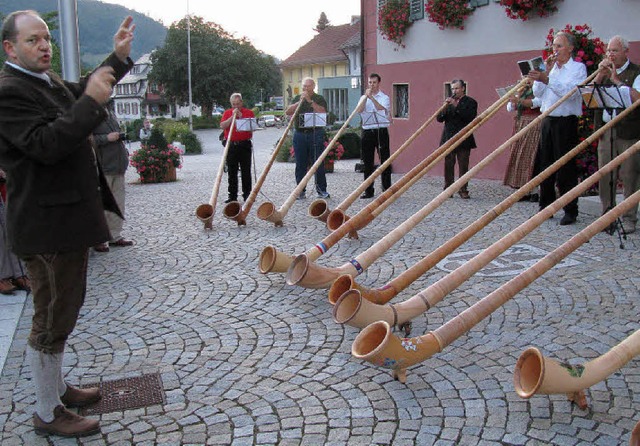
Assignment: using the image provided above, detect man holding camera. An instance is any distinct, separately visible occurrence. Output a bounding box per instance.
[92,100,134,252]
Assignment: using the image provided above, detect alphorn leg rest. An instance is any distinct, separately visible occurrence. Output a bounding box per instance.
[393,368,408,383]
[567,390,588,410]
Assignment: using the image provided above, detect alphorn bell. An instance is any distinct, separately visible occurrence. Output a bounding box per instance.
[223,101,303,226]
[352,191,640,383]
[329,90,640,306]
[259,80,529,275]
[257,95,367,227]
[632,419,640,446]
[196,114,236,229]
[333,140,640,331]
[513,330,640,410]
[309,102,448,225]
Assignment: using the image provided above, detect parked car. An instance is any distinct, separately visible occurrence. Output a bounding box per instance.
[261,114,276,127]
[211,106,225,117]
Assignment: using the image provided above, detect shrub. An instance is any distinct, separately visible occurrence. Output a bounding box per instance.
[275,134,293,162]
[130,128,183,183]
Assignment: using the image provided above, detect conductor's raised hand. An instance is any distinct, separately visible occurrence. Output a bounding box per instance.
[114,16,135,62]
[85,67,116,105]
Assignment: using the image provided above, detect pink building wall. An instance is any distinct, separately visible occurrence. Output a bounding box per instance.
[363,4,640,181]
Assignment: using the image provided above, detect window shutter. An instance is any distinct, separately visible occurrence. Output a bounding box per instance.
[409,0,424,21]
[470,0,490,6]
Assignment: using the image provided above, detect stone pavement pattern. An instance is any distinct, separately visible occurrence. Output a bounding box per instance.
[0,127,638,445]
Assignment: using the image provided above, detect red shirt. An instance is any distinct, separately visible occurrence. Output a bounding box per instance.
[222,107,255,142]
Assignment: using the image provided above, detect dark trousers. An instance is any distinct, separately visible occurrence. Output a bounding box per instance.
[293,129,327,193]
[227,140,252,200]
[23,250,89,354]
[444,147,471,191]
[536,116,579,216]
[361,128,391,195]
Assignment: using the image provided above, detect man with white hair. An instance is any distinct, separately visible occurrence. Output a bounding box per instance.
[593,35,640,234]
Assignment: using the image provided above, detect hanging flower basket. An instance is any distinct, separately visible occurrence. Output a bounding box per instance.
[378,0,412,48]
[499,0,561,21]
[425,0,474,30]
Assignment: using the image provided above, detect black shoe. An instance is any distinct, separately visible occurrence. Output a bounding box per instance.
[518,193,532,202]
[560,213,577,226]
[529,193,539,202]
[224,198,237,204]
[360,192,374,199]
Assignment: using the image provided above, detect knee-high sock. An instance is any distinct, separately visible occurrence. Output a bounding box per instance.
[27,345,63,422]
[57,351,68,398]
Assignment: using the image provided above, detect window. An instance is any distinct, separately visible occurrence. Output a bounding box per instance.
[288,70,293,82]
[409,0,424,21]
[132,103,139,116]
[393,84,409,119]
[319,66,325,77]
[116,84,124,95]
[124,103,131,114]
[332,65,338,76]
[117,103,123,114]
[309,67,313,78]
[324,88,349,122]
[297,68,303,80]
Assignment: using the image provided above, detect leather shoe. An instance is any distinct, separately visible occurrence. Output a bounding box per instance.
[109,239,134,247]
[12,276,31,292]
[458,190,470,199]
[224,198,237,204]
[93,243,109,253]
[33,405,100,437]
[529,193,539,202]
[60,384,101,408]
[360,192,374,199]
[559,213,577,226]
[0,278,16,295]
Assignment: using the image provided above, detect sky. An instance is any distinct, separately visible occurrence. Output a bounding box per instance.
[101,0,361,60]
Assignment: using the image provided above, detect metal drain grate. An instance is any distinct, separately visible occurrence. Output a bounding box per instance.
[79,373,165,415]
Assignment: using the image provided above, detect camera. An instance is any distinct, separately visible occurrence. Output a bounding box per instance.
[119,132,129,141]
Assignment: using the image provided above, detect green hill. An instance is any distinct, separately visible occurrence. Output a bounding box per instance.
[0,0,167,67]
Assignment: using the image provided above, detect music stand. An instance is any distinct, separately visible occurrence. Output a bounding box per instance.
[578,83,631,248]
[299,112,327,129]
[236,118,259,132]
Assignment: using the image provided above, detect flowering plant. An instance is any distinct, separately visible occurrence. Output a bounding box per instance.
[543,24,605,74]
[425,0,474,30]
[324,141,345,164]
[499,0,560,21]
[130,142,182,183]
[378,0,412,48]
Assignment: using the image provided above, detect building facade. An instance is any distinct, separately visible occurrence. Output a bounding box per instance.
[364,0,640,179]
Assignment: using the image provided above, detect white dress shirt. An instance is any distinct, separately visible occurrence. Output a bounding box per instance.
[533,58,587,117]
[602,59,640,122]
[362,90,391,130]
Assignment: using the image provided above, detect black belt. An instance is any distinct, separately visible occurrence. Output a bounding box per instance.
[297,128,322,133]
[546,115,577,120]
[363,127,388,132]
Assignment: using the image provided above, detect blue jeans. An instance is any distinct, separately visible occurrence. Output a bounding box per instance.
[293,129,327,194]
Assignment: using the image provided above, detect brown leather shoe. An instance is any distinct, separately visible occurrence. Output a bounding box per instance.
[12,276,31,292]
[109,239,134,247]
[60,384,101,408]
[33,405,100,437]
[93,243,109,253]
[0,278,16,295]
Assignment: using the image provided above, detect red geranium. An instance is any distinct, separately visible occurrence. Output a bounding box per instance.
[378,0,412,48]
[425,0,474,30]
[499,0,561,21]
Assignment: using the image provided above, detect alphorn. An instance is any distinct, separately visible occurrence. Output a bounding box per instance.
[308,102,448,224]
[329,90,640,306]
[333,140,640,330]
[287,73,598,289]
[259,80,529,274]
[351,190,640,383]
[256,95,368,227]
[195,114,236,229]
[223,101,303,225]
[513,329,640,410]
[632,419,640,446]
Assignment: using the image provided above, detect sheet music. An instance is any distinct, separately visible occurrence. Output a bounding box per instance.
[360,110,390,127]
[300,113,327,128]
[580,85,632,110]
[235,118,259,132]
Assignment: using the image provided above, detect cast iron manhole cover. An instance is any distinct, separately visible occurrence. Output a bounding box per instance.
[80,373,165,415]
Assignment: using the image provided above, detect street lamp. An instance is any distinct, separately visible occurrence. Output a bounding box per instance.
[186,0,193,131]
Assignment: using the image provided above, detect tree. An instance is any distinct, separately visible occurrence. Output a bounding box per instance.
[314,12,330,32]
[149,16,282,116]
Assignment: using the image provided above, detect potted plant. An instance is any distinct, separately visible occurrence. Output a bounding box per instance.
[323,141,345,173]
[425,0,474,30]
[499,0,561,21]
[130,127,182,183]
[378,0,412,48]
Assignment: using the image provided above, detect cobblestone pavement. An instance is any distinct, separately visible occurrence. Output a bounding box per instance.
[0,127,638,445]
